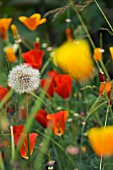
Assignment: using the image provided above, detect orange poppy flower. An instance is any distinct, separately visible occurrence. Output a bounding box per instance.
[13,125,38,159]
[0,86,8,101]
[99,81,112,98]
[47,111,69,136]
[0,18,12,40]
[94,48,104,61]
[18,13,46,31]
[88,126,113,157]
[109,47,113,59]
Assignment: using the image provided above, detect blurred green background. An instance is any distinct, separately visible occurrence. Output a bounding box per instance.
[0,0,113,46]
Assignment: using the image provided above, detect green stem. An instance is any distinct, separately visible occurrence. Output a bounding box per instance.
[95,0,113,32]
[99,155,103,170]
[100,60,111,81]
[30,92,53,113]
[35,129,75,168]
[25,94,31,161]
[10,126,16,161]
[40,58,51,75]
[69,0,95,49]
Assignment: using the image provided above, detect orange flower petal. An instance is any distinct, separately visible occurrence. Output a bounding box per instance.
[94,48,104,61]
[88,126,113,156]
[47,111,69,136]
[18,13,46,31]
[0,18,12,39]
[99,81,112,98]
[20,133,38,159]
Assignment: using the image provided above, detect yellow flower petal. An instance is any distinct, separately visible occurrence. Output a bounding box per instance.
[88,126,113,157]
[51,39,94,82]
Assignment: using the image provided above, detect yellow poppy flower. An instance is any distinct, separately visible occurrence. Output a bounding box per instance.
[109,47,113,59]
[18,13,46,31]
[88,126,113,157]
[51,39,94,82]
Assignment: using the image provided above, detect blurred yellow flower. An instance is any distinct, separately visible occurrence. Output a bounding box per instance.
[0,18,12,40]
[109,47,113,59]
[94,48,104,61]
[51,39,94,82]
[88,126,113,157]
[18,13,46,31]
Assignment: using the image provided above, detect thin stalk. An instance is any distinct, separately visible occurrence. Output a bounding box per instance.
[104,104,109,126]
[30,92,53,113]
[25,94,31,162]
[40,58,51,75]
[69,0,95,49]
[10,126,16,161]
[100,60,111,82]
[35,129,75,168]
[99,155,103,170]
[95,0,113,33]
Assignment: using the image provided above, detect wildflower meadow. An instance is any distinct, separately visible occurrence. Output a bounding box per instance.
[0,0,113,170]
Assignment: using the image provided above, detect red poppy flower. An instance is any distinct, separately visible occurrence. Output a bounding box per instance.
[35,109,48,128]
[47,111,69,136]
[54,74,72,99]
[0,86,8,101]
[22,48,44,69]
[41,78,54,97]
[40,71,58,97]
[13,125,38,159]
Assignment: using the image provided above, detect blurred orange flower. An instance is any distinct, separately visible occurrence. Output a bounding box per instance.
[94,48,104,61]
[18,13,46,31]
[88,126,113,157]
[47,111,69,136]
[13,125,38,159]
[0,18,12,40]
[99,81,112,98]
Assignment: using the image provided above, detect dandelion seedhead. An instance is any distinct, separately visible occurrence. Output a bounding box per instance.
[8,64,40,94]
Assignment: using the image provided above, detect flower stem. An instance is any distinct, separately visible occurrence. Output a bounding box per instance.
[10,126,16,161]
[25,94,31,162]
[95,0,113,33]
[99,155,103,170]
